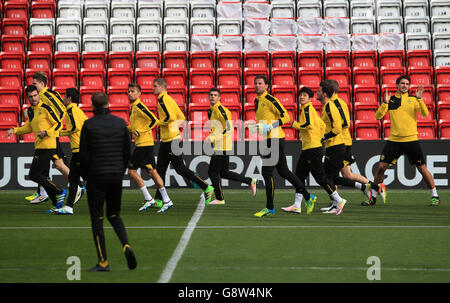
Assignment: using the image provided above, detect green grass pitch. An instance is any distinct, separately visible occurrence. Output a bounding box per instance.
[1,188,449,283]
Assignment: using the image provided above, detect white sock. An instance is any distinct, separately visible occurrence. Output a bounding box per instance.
[371,189,378,198]
[140,186,153,201]
[355,182,362,190]
[294,193,303,208]
[158,187,171,202]
[39,185,48,197]
[431,187,438,197]
[330,191,343,204]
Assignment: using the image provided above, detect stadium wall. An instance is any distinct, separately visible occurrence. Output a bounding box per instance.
[0,141,448,190]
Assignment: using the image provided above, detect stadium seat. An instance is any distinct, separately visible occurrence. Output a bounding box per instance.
[352,51,378,68]
[0,69,23,88]
[418,121,437,140]
[353,85,379,106]
[31,0,56,18]
[80,86,105,106]
[379,50,405,68]
[271,86,297,108]
[439,119,450,139]
[167,87,188,113]
[216,86,242,112]
[244,68,269,86]
[190,51,215,69]
[27,52,52,72]
[244,51,269,69]
[162,68,188,88]
[435,67,450,86]
[135,68,160,90]
[325,51,350,68]
[188,121,210,141]
[107,68,133,88]
[0,111,19,128]
[354,120,381,140]
[28,36,54,54]
[353,67,379,85]
[437,85,450,104]
[107,87,130,110]
[337,86,353,109]
[189,86,210,110]
[1,35,27,53]
[163,51,188,69]
[407,50,432,68]
[217,52,242,69]
[188,110,209,126]
[217,68,242,87]
[271,51,296,69]
[2,17,28,36]
[54,52,80,70]
[0,128,18,143]
[298,51,323,68]
[298,68,323,87]
[135,51,161,69]
[52,69,78,90]
[283,127,297,141]
[4,1,29,19]
[244,86,257,104]
[0,52,25,70]
[110,110,130,124]
[80,69,106,88]
[408,67,433,85]
[81,51,107,71]
[189,68,215,88]
[354,104,378,121]
[0,88,22,111]
[140,89,158,111]
[109,52,134,70]
[325,67,351,86]
[271,68,296,87]
[380,67,407,85]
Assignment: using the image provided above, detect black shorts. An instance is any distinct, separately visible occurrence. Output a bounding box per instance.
[324,144,346,177]
[54,139,67,163]
[380,140,426,166]
[128,146,156,170]
[343,145,356,167]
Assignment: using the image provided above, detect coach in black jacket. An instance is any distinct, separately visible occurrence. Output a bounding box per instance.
[79,92,136,272]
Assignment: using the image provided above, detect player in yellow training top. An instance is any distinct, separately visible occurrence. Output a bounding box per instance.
[374,75,440,206]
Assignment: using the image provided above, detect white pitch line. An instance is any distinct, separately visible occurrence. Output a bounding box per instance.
[1,225,450,230]
[157,199,206,283]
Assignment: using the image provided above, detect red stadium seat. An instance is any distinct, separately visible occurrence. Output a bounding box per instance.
[352,51,378,68]
[0,88,22,111]
[325,67,351,86]
[135,51,161,69]
[140,89,158,111]
[337,85,352,109]
[217,86,242,111]
[52,69,78,89]
[80,68,106,88]
[81,52,107,71]
[354,120,381,140]
[189,86,210,110]
[167,87,188,113]
[4,1,29,19]
[244,51,269,69]
[438,101,450,120]
[0,111,19,127]
[380,67,406,86]
[418,121,436,140]
[406,50,432,68]
[439,119,450,139]
[298,68,323,87]
[244,68,269,86]
[437,85,450,103]
[54,52,79,70]
[353,85,379,106]
[298,51,323,68]
[435,67,450,86]
[410,85,435,108]
[28,36,54,54]
[2,18,28,36]
[244,85,257,104]
[217,52,242,69]
[163,51,188,69]
[188,121,210,141]
[190,51,215,69]
[188,110,209,125]
[0,128,18,143]
[325,51,350,68]
[27,51,52,72]
[31,0,56,18]
[107,87,130,110]
[408,66,433,85]
[1,35,27,53]
[354,104,378,121]
[162,68,187,88]
[0,52,25,70]
[135,68,160,89]
[217,68,242,87]
[353,67,379,85]
[271,85,297,108]
[189,68,215,88]
[282,126,297,141]
[80,86,105,106]
[271,68,296,87]
[108,68,133,88]
[108,51,134,69]
[379,50,405,68]
[110,110,130,124]
[271,51,296,69]
[0,69,23,88]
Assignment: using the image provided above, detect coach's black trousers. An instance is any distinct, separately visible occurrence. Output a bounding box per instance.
[66,152,84,207]
[29,149,63,206]
[261,138,310,210]
[154,139,209,200]
[208,153,252,201]
[87,179,129,264]
[324,144,356,188]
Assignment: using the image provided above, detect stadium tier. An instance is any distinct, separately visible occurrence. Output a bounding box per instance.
[1,0,450,142]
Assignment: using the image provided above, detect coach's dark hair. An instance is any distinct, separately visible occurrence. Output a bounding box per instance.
[65,88,79,103]
[299,86,314,99]
[25,85,39,95]
[319,81,335,99]
[396,75,411,85]
[154,78,168,88]
[91,92,109,109]
[209,87,221,95]
[32,71,47,86]
[254,74,269,85]
[128,83,142,92]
